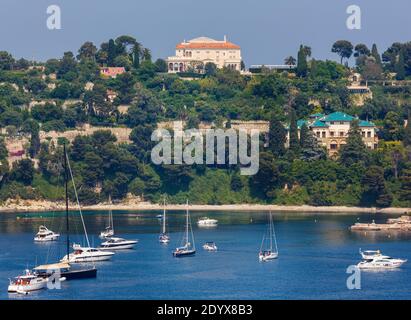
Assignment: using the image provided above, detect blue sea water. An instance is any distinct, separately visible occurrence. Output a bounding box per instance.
[1,210,411,300]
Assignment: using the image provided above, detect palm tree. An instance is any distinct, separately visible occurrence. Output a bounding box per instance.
[284,56,296,66]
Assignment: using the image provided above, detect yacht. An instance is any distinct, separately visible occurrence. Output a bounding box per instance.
[197,217,218,226]
[173,201,196,257]
[358,256,407,270]
[61,244,115,263]
[259,212,279,262]
[34,226,60,242]
[100,237,138,250]
[100,207,114,239]
[8,269,48,294]
[203,242,218,251]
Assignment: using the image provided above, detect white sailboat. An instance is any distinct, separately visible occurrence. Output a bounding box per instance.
[173,200,196,257]
[259,212,279,262]
[159,198,170,244]
[100,201,114,239]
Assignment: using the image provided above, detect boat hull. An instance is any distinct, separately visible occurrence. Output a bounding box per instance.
[100,243,137,250]
[34,235,60,242]
[8,279,48,293]
[62,268,97,280]
[259,253,279,262]
[173,250,196,257]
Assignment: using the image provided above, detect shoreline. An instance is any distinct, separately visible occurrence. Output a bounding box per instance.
[1,200,410,215]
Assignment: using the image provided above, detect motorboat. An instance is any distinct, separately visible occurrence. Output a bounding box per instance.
[259,250,279,262]
[8,269,48,293]
[197,217,218,227]
[259,211,279,262]
[203,242,218,251]
[357,256,407,270]
[173,200,196,257]
[61,244,115,263]
[34,226,60,242]
[99,237,138,250]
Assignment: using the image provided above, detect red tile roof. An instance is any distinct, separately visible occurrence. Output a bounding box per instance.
[176,42,240,50]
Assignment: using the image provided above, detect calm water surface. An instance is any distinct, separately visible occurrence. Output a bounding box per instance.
[1,210,410,300]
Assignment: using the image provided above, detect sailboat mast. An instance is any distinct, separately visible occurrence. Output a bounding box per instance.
[185,201,189,246]
[64,144,69,259]
[163,198,166,234]
[269,212,273,251]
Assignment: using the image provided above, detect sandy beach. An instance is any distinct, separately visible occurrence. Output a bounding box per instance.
[0,199,410,215]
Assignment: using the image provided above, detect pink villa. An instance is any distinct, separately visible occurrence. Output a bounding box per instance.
[100,67,126,78]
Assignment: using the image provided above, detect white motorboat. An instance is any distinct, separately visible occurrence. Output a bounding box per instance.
[8,269,48,293]
[259,211,279,262]
[173,200,196,257]
[159,198,170,244]
[61,244,115,263]
[100,237,138,250]
[197,217,218,226]
[357,256,407,270]
[34,226,60,242]
[203,242,218,251]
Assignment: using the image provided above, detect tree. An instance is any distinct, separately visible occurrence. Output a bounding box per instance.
[400,168,411,203]
[107,39,117,66]
[339,120,369,166]
[361,57,383,81]
[29,128,41,158]
[284,56,296,66]
[371,44,382,66]
[299,124,326,161]
[154,59,167,73]
[354,44,370,57]
[0,51,15,70]
[230,174,244,191]
[331,40,354,64]
[252,152,280,198]
[396,49,406,80]
[296,45,308,77]
[404,110,411,147]
[0,138,8,159]
[361,166,393,207]
[269,118,286,157]
[288,108,300,154]
[204,62,217,76]
[11,159,35,185]
[77,41,97,61]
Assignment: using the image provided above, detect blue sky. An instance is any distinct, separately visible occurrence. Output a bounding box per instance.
[0,0,410,66]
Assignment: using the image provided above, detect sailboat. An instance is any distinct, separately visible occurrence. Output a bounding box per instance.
[34,144,97,280]
[100,198,114,239]
[259,212,279,262]
[159,198,170,244]
[173,200,195,257]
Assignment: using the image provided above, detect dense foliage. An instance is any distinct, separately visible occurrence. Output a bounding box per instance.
[0,37,410,208]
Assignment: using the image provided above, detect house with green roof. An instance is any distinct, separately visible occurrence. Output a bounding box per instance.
[291,112,378,157]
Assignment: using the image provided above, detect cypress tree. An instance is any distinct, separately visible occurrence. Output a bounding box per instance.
[269,117,286,157]
[371,44,382,66]
[396,49,406,80]
[296,45,307,77]
[289,108,300,153]
[107,39,117,66]
[300,123,326,161]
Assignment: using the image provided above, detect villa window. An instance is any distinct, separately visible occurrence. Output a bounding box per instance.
[330,121,335,125]
[361,131,365,137]
[330,144,338,150]
[322,132,326,138]
[339,132,344,137]
[316,132,320,137]
[330,131,335,137]
[367,131,372,138]
[340,122,344,125]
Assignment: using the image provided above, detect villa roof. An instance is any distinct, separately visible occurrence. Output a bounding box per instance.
[176,37,240,50]
[311,119,329,128]
[358,120,375,127]
[322,112,354,122]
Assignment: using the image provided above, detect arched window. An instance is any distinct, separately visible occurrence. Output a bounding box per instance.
[179,63,184,72]
[169,63,173,71]
[174,63,179,71]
